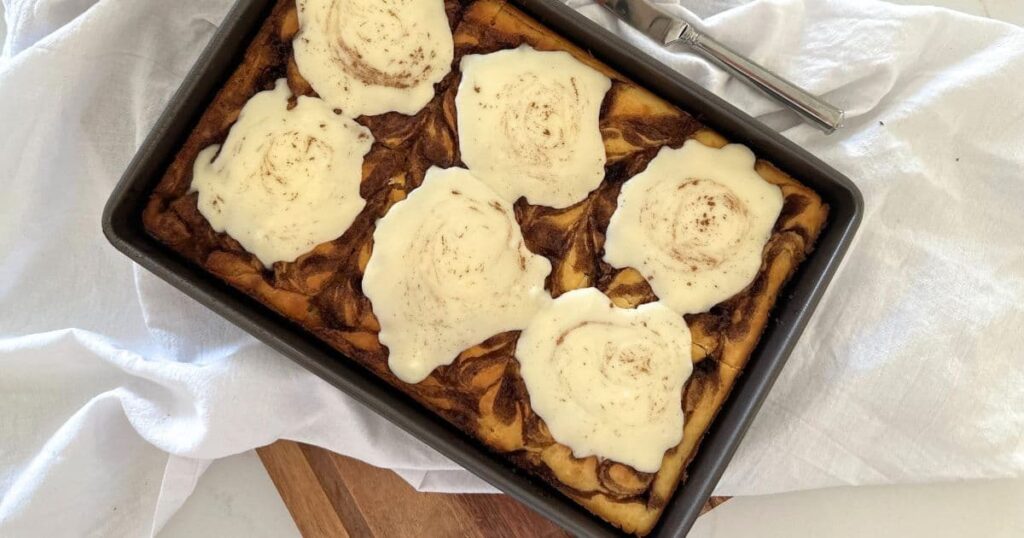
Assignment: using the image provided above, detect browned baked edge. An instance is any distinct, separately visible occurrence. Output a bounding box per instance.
[142,1,828,535]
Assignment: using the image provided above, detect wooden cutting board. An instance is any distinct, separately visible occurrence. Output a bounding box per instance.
[257,440,728,537]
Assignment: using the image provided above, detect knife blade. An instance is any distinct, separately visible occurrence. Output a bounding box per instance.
[594,0,845,133]
[595,0,689,46]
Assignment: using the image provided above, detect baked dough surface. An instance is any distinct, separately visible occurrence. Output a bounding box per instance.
[143,1,828,534]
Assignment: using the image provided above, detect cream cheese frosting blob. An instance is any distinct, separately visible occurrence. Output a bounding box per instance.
[456,45,611,208]
[515,288,693,472]
[293,0,454,117]
[603,140,784,315]
[191,79,374,267]
[362,166,552,384]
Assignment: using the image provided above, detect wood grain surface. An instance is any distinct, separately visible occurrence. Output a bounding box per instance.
[257,440,728,537]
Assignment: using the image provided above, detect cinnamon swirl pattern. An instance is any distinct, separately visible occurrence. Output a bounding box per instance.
[604,140,784,314]
[142,2,833,533]
[516,288,693,473]
[456,45,611,208]
[191,79,373,267]
[362,166,552,384]
[293,0,454,117]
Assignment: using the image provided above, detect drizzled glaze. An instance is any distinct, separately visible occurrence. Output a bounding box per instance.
[604,140,784,314]
[293,0,454,117]
[191,79,373,267]
[457,45,611,208]
[516,288,693,473]
[362,166,552,384]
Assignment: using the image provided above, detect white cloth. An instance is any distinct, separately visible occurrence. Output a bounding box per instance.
[0,0,1022,536]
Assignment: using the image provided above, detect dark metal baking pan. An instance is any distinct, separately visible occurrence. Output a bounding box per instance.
[102,1,863,536]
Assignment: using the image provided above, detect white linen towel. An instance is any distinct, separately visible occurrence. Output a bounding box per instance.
[1,0,1022,536]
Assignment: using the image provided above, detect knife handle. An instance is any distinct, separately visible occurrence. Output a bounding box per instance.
[684,32,845,134]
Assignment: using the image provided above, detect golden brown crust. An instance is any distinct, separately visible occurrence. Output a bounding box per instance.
[142,1,828,535]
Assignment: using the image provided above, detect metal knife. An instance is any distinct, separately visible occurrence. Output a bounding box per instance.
[595,0,845,133]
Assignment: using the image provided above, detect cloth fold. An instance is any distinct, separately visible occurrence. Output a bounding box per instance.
[1,0,1022,536]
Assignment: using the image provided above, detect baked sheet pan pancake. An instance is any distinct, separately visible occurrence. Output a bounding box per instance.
[102,0,863,535]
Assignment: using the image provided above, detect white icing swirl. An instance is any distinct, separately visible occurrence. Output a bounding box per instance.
[363,166,552,384]
[604,141,784,314]
[516,288,692,472]
[191,79,373,267]
[293,0,454,117]
[457,45,611,208]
